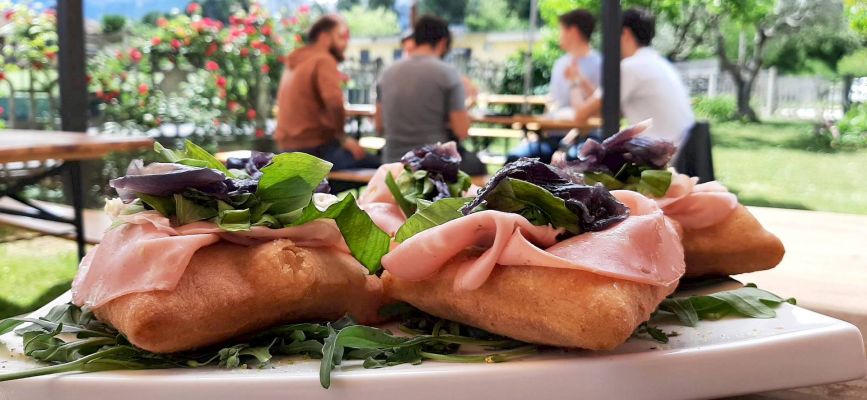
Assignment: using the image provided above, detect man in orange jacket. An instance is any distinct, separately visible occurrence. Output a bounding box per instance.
[274,15,379,170]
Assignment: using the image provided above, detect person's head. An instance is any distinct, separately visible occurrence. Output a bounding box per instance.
[621,8,655,58]
[558,9,595,54]
[400,30,416,57]
[412,15,451,58]
[306,15,350,62]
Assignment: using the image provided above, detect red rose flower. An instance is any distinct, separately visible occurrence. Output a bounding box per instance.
[129,49,143,63]
[229,15,240,25]
[294,34,302,43]
[0,72,6,81]
[205,43,218,56]
[247,109,256,120]
[138,83,149,95]
[96,89,104,99]
[240,47,250,57]
[298,4,310,13]
[228,101,240,112]
[244,25,256,35]
[206,60,219,71]
[0,105,5,116]
[156,17,168,27]
[4,10,15,21]
[289,16,298,25]
[44,50,57,60]
[250,39,262,49]
[215,76,227,89]
[255,128,265,138]
[186,2,201,14]
[260,64,270,74]
[151,37,161,46]
[259,44,272,55]
[261,25,272,36]
[171,39,181,50]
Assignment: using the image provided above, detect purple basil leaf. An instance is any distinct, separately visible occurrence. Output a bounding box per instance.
[110,161,227,202]
[400,142,461,183]
[462,158,628,233]
[226,151,275,178]
[567,122,676,174]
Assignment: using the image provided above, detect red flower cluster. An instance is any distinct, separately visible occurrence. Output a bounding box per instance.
[129,48,143,63]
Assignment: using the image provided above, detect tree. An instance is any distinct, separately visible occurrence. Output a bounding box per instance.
[465,0,526,32]
[845,0,867,38]
[343,6,400,37]
[418,0,468,24]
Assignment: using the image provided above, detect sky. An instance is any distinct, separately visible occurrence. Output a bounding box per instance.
[14,0,327,21]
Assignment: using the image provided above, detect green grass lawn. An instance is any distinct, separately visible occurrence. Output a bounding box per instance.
[711,120,867,214]
[0,119,864,319]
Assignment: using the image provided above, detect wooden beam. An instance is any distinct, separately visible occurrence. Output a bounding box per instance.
[600,0,622,137]
[57,0,88,132]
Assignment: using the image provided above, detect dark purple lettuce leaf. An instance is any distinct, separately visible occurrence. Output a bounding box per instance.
[462,158,628,233]
[567,122,676,174]
[226,151,275,178]
[400,142,461,183]
[111,161,228,202]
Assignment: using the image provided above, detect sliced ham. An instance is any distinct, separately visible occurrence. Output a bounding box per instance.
[71,212,353,308]
[358,163,407,235]
[655,172,738,230]
[382,190,685,290]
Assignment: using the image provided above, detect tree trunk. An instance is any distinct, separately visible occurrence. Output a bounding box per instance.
[734,79,759,122]
[842,75,853,113]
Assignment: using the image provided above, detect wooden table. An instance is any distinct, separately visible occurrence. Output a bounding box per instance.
[346,104,600,133]
[478,93,548,106]
[0,131,154,258]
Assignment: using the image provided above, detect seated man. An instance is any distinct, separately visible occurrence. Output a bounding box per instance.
[555,8,694,163]
[274,15,378,170]
[375,15,485,175]
[507,9,601,164]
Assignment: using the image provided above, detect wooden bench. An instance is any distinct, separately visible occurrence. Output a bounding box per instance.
[0,198,109,244]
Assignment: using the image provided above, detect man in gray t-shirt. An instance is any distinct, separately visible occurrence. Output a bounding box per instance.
[375,16,470,163]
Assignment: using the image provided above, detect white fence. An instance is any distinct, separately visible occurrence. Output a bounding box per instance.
[675,59,844,121]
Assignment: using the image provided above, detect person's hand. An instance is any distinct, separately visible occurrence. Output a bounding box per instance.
[551,150,568,167]
[342,137,367,160]
[564,59,583,84]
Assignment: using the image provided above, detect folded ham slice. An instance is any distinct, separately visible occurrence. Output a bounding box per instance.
[358,163,407,236]
[382,190,685,290]
[655,172,738,230]
[71,212,352,308]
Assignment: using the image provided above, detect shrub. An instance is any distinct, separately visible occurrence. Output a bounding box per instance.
[693,96,736,122]
[835,102,867,148]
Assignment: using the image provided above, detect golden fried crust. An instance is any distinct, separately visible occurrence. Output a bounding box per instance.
[383,250,672,350]
[683,204,785,277]
[93,240,384,353]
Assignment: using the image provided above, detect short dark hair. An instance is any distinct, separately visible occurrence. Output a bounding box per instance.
[558,9,595,41]
[307,16,339,43]
[412,15,451,49]
[622,8,655,46]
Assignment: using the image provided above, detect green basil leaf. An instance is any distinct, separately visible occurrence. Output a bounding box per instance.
[385,171,417,217]
[182,140,233,177]
[216,208,252,232]
[633,169,672,198]
[257,153,332,215]
[153,142,184,162]
[136,193,176,217]
[395,197,471,242]
[448,171,473,197]
[291,194,390,274]
[583,171,625,189]
[173,194,218,225]
[484,178,580,235]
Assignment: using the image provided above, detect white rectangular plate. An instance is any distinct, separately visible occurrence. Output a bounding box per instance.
[0,290,864,400]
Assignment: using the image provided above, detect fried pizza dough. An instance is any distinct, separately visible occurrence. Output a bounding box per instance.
[93,239,384,353]
[682,204,785,278]
[383,250,673,350]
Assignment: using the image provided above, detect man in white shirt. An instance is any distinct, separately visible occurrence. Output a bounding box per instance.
[507,9,601,163]
[564,8,694,157]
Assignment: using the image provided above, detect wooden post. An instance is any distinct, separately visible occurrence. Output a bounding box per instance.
[600,0,621,137]
[57,0,88,132]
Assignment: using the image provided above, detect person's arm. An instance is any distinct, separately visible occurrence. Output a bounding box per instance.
[448,70,469,140]
[374,101,384,136]
[449,111,470,140]
[574,93,602,125]
[315,57,347,140]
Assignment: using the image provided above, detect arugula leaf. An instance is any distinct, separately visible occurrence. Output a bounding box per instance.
[257,153,332,215]
[385,171,417,217]
[291,194,390,274]
[483,178,581,234]
[584,168,672,198]
[173,194,218,225]
[216,209,252,232]
[659,284,796,327]
[394,197,471,242]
